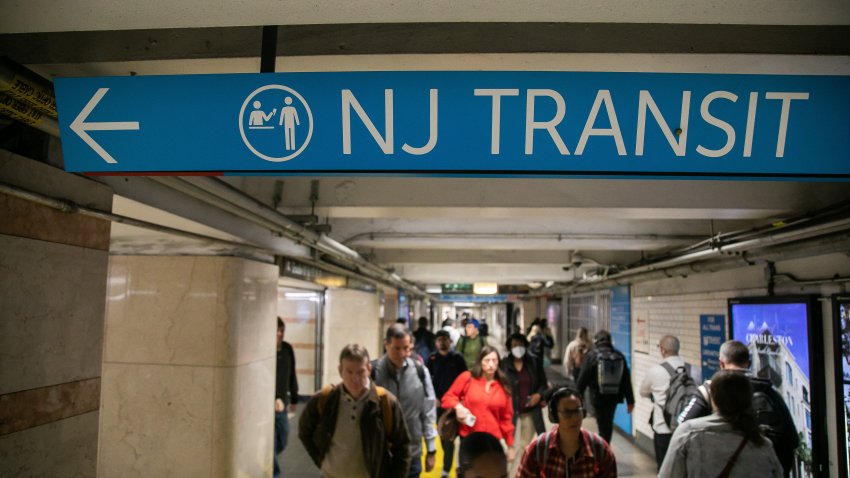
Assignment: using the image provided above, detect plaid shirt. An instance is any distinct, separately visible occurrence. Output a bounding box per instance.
[516,426,617,478]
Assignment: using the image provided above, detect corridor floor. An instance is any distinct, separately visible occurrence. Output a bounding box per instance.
[278,407,657,477]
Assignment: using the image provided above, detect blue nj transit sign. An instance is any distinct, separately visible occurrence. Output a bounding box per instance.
[54,71,850,179]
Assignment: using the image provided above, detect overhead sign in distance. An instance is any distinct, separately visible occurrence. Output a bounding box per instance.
[53,71,850,179]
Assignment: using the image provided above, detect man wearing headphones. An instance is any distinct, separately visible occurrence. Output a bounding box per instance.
[514,386,617,478]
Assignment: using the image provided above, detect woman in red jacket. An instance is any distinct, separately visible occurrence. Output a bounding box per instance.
[441,345,516,463]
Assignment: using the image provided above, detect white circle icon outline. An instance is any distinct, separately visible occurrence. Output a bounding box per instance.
[239,85,314,162]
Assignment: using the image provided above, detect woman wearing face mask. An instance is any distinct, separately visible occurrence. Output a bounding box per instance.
[501,333,548,476]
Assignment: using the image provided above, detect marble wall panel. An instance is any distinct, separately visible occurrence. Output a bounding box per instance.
[215,259,278,367]
[0,378,100,435]
[212,357,275,478]
[100,255,278,477]
[0,234,107,395]
[0,411,99,478]
[322,289,381,388]
[105,256,277,368]
[0,192,111,250]
[104,256,221,366]
[98,362,214,478]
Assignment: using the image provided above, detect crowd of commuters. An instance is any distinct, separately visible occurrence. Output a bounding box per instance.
[280,315,795,478]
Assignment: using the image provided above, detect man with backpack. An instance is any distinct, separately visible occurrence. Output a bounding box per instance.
[298,343,411,478]
[678,340,799,477]
[576,329,635,445]
[372,324,439,477]
[638,335,697,470]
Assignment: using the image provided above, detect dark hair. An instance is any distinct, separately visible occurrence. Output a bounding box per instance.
[547,386,585,422]
[277,317,284,329]
[710,370,766,446]
[385,323,412,342]
[442,318,454,327]
[719,340,751,367]
[471,345,511,396]
[435,330,451,340]
[594,329,612,345]
[339,343,370,364]
[506,332,529,350]
[457,431,507,477]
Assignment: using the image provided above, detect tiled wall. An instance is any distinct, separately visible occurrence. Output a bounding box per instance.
[0,153,112,477]
[99,255,278,477]
[630,288,760,440]
[628,252,850,454]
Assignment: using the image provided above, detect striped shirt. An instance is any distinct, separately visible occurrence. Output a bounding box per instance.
[516,426,617,478]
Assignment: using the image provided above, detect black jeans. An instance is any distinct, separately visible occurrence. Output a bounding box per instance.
[592,399,617,444]
[653,432,673,471]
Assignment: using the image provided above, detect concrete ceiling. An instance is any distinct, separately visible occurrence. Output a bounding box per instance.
[3,1,850,289]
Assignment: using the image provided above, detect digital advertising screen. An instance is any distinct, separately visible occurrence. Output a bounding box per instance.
[832,295,850,478]
[729,296,823,478]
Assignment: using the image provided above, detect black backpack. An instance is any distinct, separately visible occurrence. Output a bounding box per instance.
[749,379,799,473]
[596,348,625,395]
[660,362,699,431]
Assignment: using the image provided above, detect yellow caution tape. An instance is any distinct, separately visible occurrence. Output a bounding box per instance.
[0,74,57,118]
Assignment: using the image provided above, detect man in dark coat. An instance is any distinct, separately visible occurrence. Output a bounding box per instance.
[298,343,411,478]
[427,330,467,478]
[274,317,298,478]
[678,340,799,476]
[576,329,635,444]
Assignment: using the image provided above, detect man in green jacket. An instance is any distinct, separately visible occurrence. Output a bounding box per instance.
[298,343,411,478]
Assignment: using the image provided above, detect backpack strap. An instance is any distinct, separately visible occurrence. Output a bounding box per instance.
[375,386,394,441]
[717,436,749,478]
[535,430,552,472]
[415,361,426,389]
[660,362,675,376]
[698,381,711,402]
[316,384,335,416]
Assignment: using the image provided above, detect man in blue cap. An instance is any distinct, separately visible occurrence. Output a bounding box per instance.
[457,318,486,370]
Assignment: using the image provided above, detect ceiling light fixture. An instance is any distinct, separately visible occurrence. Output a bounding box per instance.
[473,282,498,295]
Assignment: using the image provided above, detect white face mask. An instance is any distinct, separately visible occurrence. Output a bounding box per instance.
[511,346,526,358]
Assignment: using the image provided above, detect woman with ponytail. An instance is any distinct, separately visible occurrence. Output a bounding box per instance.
[658,370,783,477]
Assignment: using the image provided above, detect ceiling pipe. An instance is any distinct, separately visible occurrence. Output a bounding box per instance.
[343,231,704,245]
[150,176,427,297]
[0,94,60,137]
[537,224,850,296]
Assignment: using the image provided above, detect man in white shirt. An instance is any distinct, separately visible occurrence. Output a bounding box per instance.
[639,335,693,471]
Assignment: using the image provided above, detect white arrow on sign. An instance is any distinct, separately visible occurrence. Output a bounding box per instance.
[70,88,140,164]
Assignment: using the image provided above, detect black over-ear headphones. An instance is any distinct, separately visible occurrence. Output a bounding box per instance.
[548,386,587,423]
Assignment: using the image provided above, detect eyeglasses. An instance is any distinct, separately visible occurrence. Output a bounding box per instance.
[556,407,585,419]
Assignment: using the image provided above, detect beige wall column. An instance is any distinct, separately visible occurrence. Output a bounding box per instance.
[99,255,278,477]
[322,288,381,387]
[0,153,112,477]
